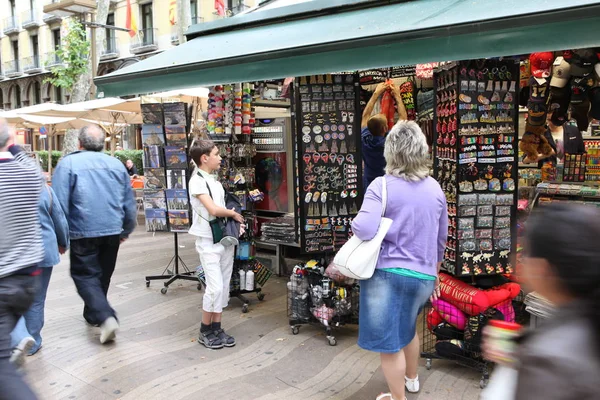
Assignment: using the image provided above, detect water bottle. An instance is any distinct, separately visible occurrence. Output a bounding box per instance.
[239,269,246,291]
[245,269,255,291]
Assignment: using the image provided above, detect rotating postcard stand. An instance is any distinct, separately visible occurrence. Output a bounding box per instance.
[140,100,198,294]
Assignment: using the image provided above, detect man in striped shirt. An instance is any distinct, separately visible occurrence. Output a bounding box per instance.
[0,119,43,400]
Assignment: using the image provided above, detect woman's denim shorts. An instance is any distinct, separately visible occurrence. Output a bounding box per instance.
[358,269,435,353]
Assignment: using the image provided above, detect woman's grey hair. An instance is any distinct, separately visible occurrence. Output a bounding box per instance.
[79,124,105,152]
[384,120,430,181]
[0,119,9,148]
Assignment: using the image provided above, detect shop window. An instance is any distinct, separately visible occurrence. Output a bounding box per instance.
[52,29,61,50]
[31,35,39,59]
[54,86,63,104]
[11,40,19,69]
[190,0,198,23]
[14,85,21,109]
[32,81,41,105]
[140,3,153,30]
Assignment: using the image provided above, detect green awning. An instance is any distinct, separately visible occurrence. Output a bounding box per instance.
[95,0,600,97]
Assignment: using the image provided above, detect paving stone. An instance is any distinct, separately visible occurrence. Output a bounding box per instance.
[23,228,483,400]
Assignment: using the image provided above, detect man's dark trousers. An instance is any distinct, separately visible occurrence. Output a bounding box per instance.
[0,274,38,400]
[70,235,121,326]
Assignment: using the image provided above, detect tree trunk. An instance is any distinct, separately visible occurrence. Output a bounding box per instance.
[176,0,191,44]
[62,0,111,156]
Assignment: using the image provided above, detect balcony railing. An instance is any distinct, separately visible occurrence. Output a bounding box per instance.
[5,60,23,78]
[191,16,204,25]
[44,51,64,69]
[23,55,43,74]
[0,70,5,81]
[130,28,158,55]
[22,9,41,29]
[3,15,20,35]
[100,36,119,61]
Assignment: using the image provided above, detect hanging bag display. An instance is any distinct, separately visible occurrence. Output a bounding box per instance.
[332,176,393,280]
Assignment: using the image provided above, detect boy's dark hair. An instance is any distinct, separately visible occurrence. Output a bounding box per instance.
[367,114,388,136]
[189,140,216,166]
[526,203,600,353]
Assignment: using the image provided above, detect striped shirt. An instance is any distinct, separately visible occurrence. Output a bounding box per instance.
[0,145,44,278]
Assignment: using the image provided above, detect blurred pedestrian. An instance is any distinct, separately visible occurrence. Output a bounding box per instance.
[52,125,137,344]
[352,121,447,400]
[484,204,600,400]
[0,119,43,400]
[10,184,69,359]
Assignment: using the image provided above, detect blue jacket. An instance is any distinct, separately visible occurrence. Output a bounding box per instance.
[39,185,70,267]
[52,150,137,239]
[361,127,386,189]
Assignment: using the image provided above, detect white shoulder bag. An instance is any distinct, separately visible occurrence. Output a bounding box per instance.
[332,176,393,280]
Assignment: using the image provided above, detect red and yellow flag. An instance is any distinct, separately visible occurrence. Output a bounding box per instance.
[169,0,177,25]
[125,0,138,37]
[215,0,226,16]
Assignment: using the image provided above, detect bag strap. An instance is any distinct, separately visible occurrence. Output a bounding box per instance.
[381,176,388,218]
[195,171,225,223]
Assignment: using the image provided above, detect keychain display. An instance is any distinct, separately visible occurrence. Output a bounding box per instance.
[433,60,519,277]
[295,74,362,253]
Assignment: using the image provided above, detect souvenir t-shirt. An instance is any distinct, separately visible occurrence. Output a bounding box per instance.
[188,168,226,238]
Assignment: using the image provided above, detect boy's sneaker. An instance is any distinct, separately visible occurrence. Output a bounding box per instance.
[10,337,35,368]
[214,328,236,347]
[198,330,224,349]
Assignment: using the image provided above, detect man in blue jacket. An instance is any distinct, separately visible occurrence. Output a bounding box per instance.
[53,124,137,344]
[361,82,407,188]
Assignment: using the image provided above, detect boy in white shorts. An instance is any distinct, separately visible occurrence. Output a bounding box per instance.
[188,140,244,349]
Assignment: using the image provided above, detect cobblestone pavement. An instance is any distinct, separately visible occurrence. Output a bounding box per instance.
[22,227,484,400]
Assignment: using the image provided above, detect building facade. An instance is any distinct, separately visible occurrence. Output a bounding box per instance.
[0,0,256,149]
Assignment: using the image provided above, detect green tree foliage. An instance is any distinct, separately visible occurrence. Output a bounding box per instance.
[44,19,91,93]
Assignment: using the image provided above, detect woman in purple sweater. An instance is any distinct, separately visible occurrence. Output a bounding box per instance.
[352,121,448,400]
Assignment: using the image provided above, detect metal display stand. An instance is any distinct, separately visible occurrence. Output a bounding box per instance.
[145,233,199,294]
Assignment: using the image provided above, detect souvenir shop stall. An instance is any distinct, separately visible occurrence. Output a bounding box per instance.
[423,59,523,388]
[287,69,437,345]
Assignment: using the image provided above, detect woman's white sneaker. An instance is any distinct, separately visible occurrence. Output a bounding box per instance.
[405,375,420,393]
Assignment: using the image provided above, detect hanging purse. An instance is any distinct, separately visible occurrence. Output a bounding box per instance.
[195,172,227,244]
[332,176,393,280]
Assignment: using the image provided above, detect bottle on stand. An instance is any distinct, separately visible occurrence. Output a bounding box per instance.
[245,268,255,291]
[239,268,246,291]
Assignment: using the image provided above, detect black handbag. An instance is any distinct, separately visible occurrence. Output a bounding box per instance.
[196,172,233,244]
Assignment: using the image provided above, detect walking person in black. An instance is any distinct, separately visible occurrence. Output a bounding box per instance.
[0,119,43,400]
[52,125,137,344]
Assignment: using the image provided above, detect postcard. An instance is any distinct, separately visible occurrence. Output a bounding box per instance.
[145,208,168,232]
[143,169,166,190]
[166,189,189,211]
[163,102,187,126]
[166,169,187,189]
[143,189,166,209]
[164,146,187,169]
[143,145,164,169]
[141,103,164,125]
[168,210,190,232]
